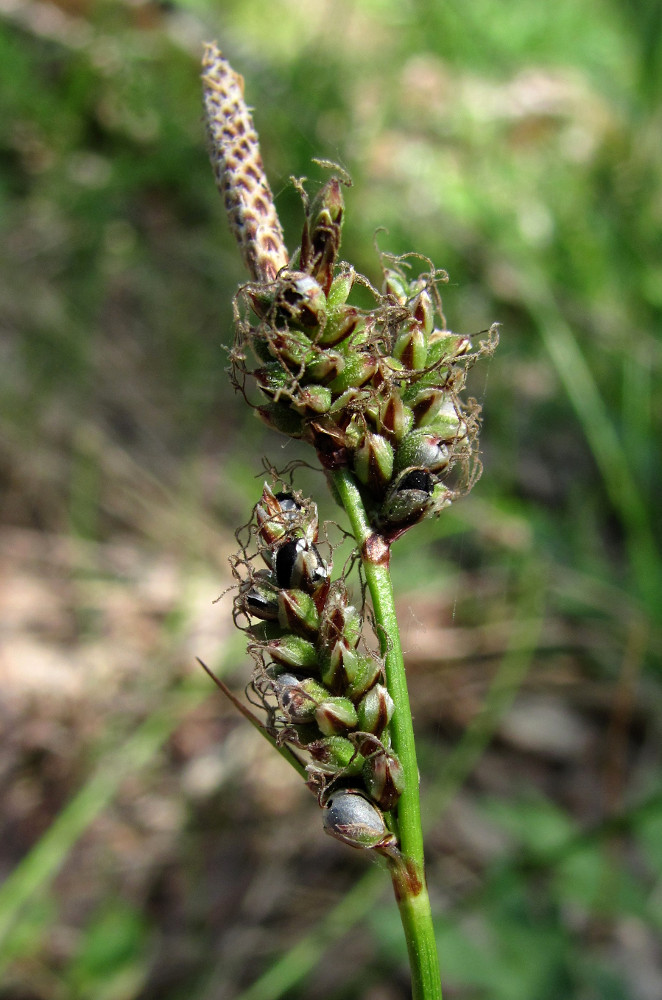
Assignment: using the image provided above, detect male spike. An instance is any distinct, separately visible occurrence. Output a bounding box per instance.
[202,43,289,283]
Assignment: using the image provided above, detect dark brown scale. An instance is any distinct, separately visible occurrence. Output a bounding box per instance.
[245,588,279,620]
[398,469,434,493]
[275,540,300,588]
[276,540,322,589]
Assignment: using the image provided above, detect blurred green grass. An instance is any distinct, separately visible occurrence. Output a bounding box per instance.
[1,0,661,998]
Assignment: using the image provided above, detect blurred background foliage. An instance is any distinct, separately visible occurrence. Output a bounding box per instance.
[1,0,661,998]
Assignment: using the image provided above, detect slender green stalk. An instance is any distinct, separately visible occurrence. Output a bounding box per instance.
[196,659,307,779]
[331,467,442,1000]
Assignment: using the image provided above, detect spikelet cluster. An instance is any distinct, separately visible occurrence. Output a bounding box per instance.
[231,482,402,851]
[230,176,498,540]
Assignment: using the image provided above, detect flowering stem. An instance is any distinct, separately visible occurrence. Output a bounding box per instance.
[330,467,442,1000]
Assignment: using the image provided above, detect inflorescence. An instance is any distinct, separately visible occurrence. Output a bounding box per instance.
[231,482,401,854]
[230,186,497,543]
[203,42,497,855]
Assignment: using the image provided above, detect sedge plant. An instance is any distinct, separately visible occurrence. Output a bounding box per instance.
[202,44,497,1000]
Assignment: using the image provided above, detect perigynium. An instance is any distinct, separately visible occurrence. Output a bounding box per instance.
[202,42,497,1000]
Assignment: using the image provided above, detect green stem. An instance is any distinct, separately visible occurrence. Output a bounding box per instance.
[330,468,442,1000]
